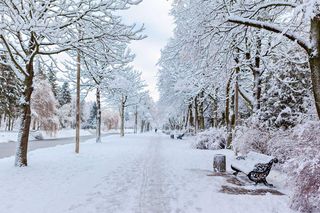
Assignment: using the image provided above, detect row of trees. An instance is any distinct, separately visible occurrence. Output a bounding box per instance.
[0,0,154,166]
[158,0,318,146]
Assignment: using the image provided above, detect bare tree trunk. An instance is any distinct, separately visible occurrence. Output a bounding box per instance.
[188,104,194,128]
[15,64,34,167]
[134,105,138,134]
[225,72,234,149]
[234,62,240,127]
[310,15,320,118]
[234,81,239,127]
[212,98,218,128]
[194,97,199,133]
[253,37,262,110]
[140,120,145,133]
[75,50,80,153]
[120,96,125,137]
[11,118,14,131]
[198,92,205,130]
[96,86,101,143]
[8,117,11,131]
[146,122,150,131]
[32,118,37,130]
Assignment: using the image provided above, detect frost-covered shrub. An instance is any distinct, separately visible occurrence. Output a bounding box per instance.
[233,126,270,155]
[290,160,320,213]
[257,52,311,130]
[193,128,226,150]
[267,121,320,213]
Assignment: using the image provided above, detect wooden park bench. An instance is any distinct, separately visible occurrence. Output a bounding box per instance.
[231,151,278,187]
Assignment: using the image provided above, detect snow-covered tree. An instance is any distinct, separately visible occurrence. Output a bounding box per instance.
[107,68,146,137]
[83,102,98,129]
[31,74,59,135]
[47,66,59,98]
[224,0,320,118]
[81,40,137,142]
[58,82,72,107]
[0,62,21,130]
[0,0,144,166]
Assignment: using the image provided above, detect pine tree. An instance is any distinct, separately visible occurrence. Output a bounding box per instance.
[58,82,71,106]
[47,67,59,98]
[84,102,97,129]
[0,63,22,130]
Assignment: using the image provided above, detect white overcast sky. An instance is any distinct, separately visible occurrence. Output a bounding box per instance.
[121,0,174,101]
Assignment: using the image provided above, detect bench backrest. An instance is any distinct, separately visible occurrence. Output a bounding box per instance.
[232,151,275,175]
[246,151,273,164]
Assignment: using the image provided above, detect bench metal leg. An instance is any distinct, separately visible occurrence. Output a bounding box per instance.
[231,165,240,176]
[262,179,274,187]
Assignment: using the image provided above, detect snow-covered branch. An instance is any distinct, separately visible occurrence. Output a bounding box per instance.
[227,16,311,53]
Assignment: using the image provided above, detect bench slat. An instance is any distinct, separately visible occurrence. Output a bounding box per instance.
[231,152,275,175]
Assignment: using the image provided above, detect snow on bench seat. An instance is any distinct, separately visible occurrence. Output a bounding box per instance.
[231,151,278,187]
[232,151,274,175]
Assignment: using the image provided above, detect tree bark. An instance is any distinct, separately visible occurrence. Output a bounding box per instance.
[134,105,138,134]
[254,37,262,110]
[234,81,239,127]
[310,15,320,118]
[75,50,80,153]
[188,104,194,128]
[225,72,234,149]
[194,97,199,133]
[198,92,205,130]
[120,95,125,137]
[96,86,101,143]
[140,120,145,133]
[15,65,34,167]
[146,122,150,131]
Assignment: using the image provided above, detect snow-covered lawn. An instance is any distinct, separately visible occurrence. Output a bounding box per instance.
[0,129,93,143]
[0,133,295,213]
[0,129,136,143]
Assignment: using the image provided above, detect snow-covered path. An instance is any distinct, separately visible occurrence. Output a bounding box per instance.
[0,133,294,213]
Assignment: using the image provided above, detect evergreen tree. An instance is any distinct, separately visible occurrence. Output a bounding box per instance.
[83,102,97,129]
[58,82,71,106]
[0,63,22,127]
[47,67,59,98]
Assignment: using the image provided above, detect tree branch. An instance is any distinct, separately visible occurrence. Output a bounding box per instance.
[228,16,311,53]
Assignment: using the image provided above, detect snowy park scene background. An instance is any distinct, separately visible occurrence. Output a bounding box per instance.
[0,0,319,213]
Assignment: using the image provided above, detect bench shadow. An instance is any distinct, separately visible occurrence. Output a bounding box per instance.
[220,185,285,196]
[207,172,285,196]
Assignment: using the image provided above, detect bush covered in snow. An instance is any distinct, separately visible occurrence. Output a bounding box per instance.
[232,122,320,212]
[193,128,226,150]
[233,126,270,155]
[267,121,320,213]
[290,159,320,213]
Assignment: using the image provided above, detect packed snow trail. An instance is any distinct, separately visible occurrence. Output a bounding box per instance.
[0,133,294,213]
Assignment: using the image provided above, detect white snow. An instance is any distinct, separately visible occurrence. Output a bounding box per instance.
[0,133,295,213]
[0,129,92,143]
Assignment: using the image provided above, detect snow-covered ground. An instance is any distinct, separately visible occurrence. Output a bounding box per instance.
[0,133,295,213]
[0,129,135,143]
[0,129,93,143]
